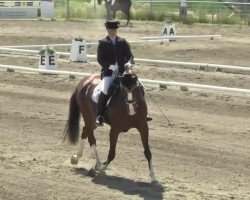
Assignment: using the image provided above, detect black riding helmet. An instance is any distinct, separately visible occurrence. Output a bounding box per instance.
[105,19,120,29]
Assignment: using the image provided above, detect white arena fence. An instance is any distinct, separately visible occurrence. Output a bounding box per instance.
[0,1,40,7]
[0,47,249,73]
[0,0,54,19]
[0,39,170,49]
[0,63,250,95]
[141,35,222,40]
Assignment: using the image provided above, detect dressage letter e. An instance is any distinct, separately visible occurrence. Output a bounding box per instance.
[49,56,55,65]
[40,56,45,65]
[79,45,84,54]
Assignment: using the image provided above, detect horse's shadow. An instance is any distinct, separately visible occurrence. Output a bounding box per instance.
[73,167,165,200]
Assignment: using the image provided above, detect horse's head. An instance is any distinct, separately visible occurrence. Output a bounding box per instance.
[117,72,146,116]
[120,72,138,92]
[97,0,102,5]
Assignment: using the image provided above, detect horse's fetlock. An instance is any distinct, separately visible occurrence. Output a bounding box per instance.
[71,155,79,165]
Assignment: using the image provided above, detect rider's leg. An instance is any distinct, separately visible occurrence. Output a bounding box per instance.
[96,92,108,126]
[96,75,115,126]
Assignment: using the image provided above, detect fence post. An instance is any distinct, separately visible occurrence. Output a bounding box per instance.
[245,0,247,25]
[65,0,70,19]
[94,0,96,18]
[149,0,152,18]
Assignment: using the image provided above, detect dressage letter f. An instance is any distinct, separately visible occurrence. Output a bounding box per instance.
[79,46,84,54]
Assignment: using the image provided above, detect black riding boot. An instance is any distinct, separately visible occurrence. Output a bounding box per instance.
[96,92,108,126]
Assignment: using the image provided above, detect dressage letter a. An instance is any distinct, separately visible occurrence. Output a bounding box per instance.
[163,28,167,35]
[170,28,175,35]
[79,45,84,54]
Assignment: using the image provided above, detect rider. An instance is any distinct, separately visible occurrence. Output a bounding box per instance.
[96,19,151,126]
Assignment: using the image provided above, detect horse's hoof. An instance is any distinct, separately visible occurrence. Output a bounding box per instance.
[71,155,79,165]
[94,163,101,171]
[151,180,159,185]
[100,164,108,171]
[100,161,109,171]
[151,181,165,191]
[87,168,96,177]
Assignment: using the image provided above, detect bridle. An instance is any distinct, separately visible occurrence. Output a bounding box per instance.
[119,75,139,115]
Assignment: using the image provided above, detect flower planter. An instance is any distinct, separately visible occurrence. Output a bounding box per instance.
[39,52,57,70]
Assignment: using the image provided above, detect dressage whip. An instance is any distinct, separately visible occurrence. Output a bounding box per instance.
[140,82,171,126]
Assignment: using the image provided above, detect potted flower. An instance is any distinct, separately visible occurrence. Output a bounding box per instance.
[74,37,83,42]
[39,45,55,56]
[39,45,57,70]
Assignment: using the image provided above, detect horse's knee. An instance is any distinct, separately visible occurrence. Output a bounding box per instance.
[144,148,152,161]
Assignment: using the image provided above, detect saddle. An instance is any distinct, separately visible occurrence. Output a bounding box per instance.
[91,77,119,105]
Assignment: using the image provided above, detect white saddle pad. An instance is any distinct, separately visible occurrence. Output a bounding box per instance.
[92,82,112,106]
[92,82,102,104]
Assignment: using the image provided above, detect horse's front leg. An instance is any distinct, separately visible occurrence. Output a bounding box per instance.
[137,123,158,183]
[100,128,119,171]
[88,130,102,170]
[71,126,87,165]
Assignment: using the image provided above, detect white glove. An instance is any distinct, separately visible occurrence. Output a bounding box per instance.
[109,64,118,71]
[124,62,132,69]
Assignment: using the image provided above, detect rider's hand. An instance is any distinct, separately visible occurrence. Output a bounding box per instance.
[124,62,132,70]
[109,65,117,71]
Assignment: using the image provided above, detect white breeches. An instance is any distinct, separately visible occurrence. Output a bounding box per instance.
[100,73,116,95]
[107,0,115,5]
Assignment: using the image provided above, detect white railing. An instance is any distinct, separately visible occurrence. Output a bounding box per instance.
[0,47,249,73]
[0,1,40,7]
[0,64,249,95]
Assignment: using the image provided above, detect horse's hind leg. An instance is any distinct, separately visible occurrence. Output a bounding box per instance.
[137,123,158,183]
[126,11,130,25]
[71,126,88,165]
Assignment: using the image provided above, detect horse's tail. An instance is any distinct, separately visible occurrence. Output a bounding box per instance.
[63,89,80,145]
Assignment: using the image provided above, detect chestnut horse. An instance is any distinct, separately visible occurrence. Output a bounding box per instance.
[63,72,158,183]
[97,0,132,25]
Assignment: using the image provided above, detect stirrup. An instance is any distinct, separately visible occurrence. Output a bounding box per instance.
[147,116,153,122]
[96,116,104,126]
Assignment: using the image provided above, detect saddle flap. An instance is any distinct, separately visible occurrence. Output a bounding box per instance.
[92,83,113,106]
[92,82,102,104]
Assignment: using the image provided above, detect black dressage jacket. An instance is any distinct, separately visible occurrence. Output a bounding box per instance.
[97,36,134,78]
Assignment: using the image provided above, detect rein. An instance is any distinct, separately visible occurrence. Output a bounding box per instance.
[120,82,138,94]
